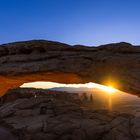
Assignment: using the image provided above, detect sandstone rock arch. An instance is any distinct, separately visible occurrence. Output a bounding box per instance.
[0,40,140,96]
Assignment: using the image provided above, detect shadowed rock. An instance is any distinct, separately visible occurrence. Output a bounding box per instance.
[0,91,138,140]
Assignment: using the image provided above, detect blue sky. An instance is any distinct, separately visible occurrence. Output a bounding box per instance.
[0,0,140,46]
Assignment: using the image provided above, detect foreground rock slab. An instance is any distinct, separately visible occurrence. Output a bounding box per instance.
[0,92,140,140]
[0,126,17,140]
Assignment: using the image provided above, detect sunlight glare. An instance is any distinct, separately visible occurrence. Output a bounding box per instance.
[101,85,117,93]
[93,84,118,94]
[21,82,118,94]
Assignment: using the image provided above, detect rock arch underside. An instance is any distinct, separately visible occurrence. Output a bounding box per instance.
[0,40,140,96]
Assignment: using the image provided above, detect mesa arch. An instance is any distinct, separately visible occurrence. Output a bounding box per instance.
[0,40,140,96]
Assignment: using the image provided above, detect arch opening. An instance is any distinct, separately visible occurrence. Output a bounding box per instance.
[16,81,140,114]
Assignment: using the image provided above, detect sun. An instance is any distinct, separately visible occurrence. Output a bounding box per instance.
[103,86,116,92]
[98,85,118,94]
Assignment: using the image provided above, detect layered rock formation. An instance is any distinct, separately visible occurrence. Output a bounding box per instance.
[0,40,140,96]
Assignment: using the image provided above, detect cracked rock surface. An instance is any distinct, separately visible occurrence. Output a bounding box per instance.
[0,91,140,140]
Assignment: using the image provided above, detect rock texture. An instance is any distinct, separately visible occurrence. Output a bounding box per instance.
[0,91,139,140]
[0,88,81,105]
[0,126,17,140]
[0,40,140,96]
